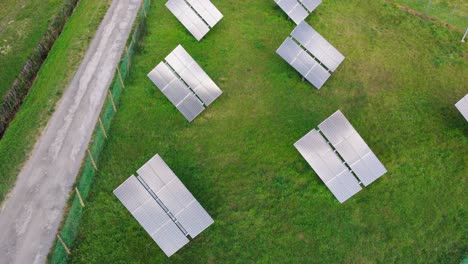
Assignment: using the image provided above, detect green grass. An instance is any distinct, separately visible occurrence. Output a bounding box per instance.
[0,0,111,202]
[70,0,466,263]
[0,0,64,100]
[396,0,468,29]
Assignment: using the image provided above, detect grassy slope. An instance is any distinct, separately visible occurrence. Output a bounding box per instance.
[0,0,63,100]
[71,0,467,263]
[396,0,468,29]
[0,0,111,202]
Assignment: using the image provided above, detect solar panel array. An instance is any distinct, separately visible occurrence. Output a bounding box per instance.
[166,0,223,41]
[455,94,468,121]
[114,154,214,257]
[277,21,345,89]
[147,45,222,122]
[274,0,322,24]
[294,110,387,203]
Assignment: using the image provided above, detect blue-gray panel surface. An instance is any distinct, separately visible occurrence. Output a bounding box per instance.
[166,0,210,41]
[176,93,205,122]
[318,110,387,186]
[274,0,309,24]
[277,37,331,89]
[291,21,345,72]
[294,129,362,203]
[455,94,468,121]
[147,62,178,91]
[186,0,223,28]
[299,0,322,12]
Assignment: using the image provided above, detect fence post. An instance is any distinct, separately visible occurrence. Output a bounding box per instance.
[425,0,432,15]
[75,187,85,207]
[108,90,117,112]
[87,149,98,170]
[98,117,108,139]
[57,235,71,255]
[117,67,125,89]
[462,27,468,42]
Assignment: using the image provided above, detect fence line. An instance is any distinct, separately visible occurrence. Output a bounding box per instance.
[0,0,81,139]
[49,0,151,262]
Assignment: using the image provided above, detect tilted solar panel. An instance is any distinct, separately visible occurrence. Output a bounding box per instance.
[166,45,222,106]
[277,37,331,89]
[114,176,190,257]
[299,0,322,13]
[166,0,210,41]
[294,129,362,203]
[318,111,387,186]
[148,45,222,122]
[186,0,223,28]
[137,154,214,238]
[455,94,468,121]
[274,0,308,25]
[291,21,345,72]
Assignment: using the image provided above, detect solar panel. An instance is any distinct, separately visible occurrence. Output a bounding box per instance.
[455,94,468,121]
[318,111,387,186]
[186,0,223,27]
[166,0,223,41]
[113,176,190,257]
[115,154,214,257]
[299,0,322,13]
[294,130,362,203]
[137,154,214,238]
[277,37,331,89]
[291,21,345,72]
[274,0,322,24]
[147,45,222,122]
[167,46,222,106]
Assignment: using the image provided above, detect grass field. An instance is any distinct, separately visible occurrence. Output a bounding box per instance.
[396,0,468,29]
[67,0,467,262]
[0,0,64,100]
[0,0,111,202]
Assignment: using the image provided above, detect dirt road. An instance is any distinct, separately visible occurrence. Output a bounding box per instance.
[0,0,141,263]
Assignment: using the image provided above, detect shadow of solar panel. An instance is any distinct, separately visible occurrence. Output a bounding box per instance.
[277,37,330,89]
[294,129,362,203]
[455,94,468,121]
[318,111,387,186]
[291,21,345,72]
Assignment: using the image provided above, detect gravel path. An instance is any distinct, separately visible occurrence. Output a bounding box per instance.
[0,0,141,262]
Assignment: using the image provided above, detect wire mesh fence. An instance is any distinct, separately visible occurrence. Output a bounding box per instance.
[49,0,150,262]
[395,0,468,30]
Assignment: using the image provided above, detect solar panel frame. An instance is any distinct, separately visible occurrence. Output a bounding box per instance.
[318,111,387,186]
[299,0,322,12]
[455,94,468,121]
[294,129,362,203]
[291,21,345,72]
[186,0,223,28]
[166,45,222,106]
[166,0,210,41]
[274,0,309,24]
[277,37,331,89]
[113,176,190,257]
